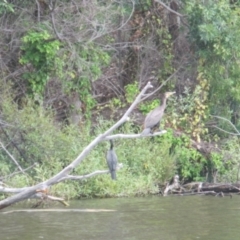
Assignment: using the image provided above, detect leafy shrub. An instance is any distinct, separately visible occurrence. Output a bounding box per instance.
[215,137,240,183]
[20,30,62,94]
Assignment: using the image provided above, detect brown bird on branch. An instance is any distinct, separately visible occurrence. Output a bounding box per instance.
[141,92,175,135]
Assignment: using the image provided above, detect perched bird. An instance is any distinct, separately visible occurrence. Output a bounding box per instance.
[106,140,118,180]
[142,91,175,135]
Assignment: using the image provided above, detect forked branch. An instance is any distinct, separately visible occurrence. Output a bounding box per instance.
[0,81,155,210]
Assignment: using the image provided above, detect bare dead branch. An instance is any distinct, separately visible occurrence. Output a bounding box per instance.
[0,120,14,128]
[35,0,41,22]
[58,163,123,182]
[0,141,24,173]
[212,126,240,136]
[154,0,183,17]
[105,131,167,140]
[59,171,109,182]
[0,163,37,181]
[0,186,28,194]
[0,163,123,194]
[140,66,182,103]
[88,0,135,42]
[211,115,240,136]
[45,195,69,206]
[49,0,62,41]
[163,175,180,196]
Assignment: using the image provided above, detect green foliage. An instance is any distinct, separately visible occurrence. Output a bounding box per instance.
[20,30,62,94]
[147,11,174,81]
[107,98,123,112]
[159,130,206,181]
[19,30,111,120]
[210,152,225,175]
[136,0,152,11]
[64,43,110,120]
[187,0,232,49]
[124,82,139,103]
[0,0,14,14]
[0,160,11,177]
[168,78,209,142]
[139,99,160,115]
[176,147,206,181]
[9,175,32,188]
[215,137,240,182]
[186,0,240,129]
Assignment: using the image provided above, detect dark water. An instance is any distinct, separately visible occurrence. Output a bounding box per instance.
[1,195,240,240]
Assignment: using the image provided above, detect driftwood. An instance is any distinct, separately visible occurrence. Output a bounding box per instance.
[163,179,240,197]
[184,182,240,193]
[163,175,182,196]
[1,209,116,214]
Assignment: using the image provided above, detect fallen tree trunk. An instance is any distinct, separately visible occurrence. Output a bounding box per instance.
[184,182,240,193]
[163,181,240,197]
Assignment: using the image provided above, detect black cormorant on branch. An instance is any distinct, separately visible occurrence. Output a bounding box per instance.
[106,140,118,180]
[142,91,175,135]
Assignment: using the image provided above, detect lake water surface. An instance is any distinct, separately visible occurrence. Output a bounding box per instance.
[1,195,240,240]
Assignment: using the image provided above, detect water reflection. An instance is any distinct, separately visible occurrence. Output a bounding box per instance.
[1,196,240,240]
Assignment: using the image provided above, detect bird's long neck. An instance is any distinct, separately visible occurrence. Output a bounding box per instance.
[161,95,167,109]
[110,140,114,150]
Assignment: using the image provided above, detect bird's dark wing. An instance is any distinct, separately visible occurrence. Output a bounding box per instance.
[144,106,164,129]
[106,150,118,171]
[106,149,118,180]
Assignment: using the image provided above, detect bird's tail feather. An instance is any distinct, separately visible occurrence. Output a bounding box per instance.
[141,128,151,136]
[111,171,116,180]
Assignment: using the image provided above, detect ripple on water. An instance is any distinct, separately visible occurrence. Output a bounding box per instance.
[1,196,240,240]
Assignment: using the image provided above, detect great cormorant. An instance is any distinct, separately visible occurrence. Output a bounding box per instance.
[142,91,175,135]
[106,140,118,180]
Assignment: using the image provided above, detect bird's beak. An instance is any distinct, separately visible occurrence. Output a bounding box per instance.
[168,92,175,97]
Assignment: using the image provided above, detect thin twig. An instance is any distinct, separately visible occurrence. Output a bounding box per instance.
[212,126,240,136]
[45,195,69,206]
[0,120,14,128]
[0,163,37,181]
[58,163,123,182]
[0,125,28,164]
[105,131,167,140]
[154,0,183,17]
[89,0,135,42]
[58,171,109,182]
[35,0,40,22]
[140,67,182,103]
[49,0,62,41]
[0,141,24,173]
[211,115,240,135]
